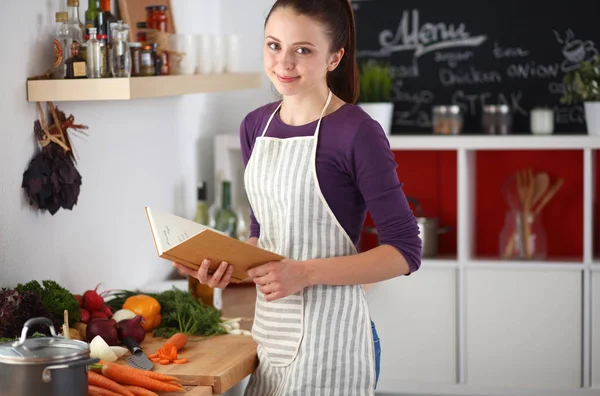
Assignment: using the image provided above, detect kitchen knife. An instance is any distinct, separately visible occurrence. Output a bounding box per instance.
[123,336,153,371]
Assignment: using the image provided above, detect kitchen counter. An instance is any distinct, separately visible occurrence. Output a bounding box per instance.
[126,333,257,395]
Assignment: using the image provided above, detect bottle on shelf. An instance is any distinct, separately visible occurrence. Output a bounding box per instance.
[85,0,103,36]
[109,21,131,77]
[53,12,72,79]
[86,27,102,78]
[188,182,223,311]
[65,41,87,79]
[66,0,84,44]
[214,180,238,240]
[100,0,117,43]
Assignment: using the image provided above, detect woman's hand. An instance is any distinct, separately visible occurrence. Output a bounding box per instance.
[247,259,311,302]
[172,260,234,289]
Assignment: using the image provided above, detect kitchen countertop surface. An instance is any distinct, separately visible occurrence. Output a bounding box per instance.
[120,333,257,396]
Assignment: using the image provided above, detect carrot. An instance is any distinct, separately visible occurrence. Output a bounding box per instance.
[159,359,171,365]
[100,361,180,382]
[173,358,188,364]
[123,386,159,396]
[150,358,161,363]
[166,333,187,350]
[89,371,135,396]
[88,385,121,396]
[148,353,159,358]
[101,364,184,392]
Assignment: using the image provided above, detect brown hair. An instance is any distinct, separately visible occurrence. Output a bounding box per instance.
[265,0,359,104]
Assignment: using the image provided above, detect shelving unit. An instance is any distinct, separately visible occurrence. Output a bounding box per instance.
[214,133,600,396]
[26,72,262,102]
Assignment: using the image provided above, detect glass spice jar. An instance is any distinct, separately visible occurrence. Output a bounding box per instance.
[146,6,169,32]
[432,105,463,135]
[129,42,142,76]
[97,33,109,77]
[140,44,155,76]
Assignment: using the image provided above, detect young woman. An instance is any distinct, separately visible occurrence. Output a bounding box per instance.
[173,0,422,394]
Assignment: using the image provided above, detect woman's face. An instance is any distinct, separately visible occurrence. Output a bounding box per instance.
[264,7,343,97]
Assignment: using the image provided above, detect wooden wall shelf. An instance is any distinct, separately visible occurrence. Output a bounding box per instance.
[26,72,262,102]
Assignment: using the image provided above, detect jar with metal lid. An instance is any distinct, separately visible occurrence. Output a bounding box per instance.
[482,105,513,135]
[432,105,463,135]
[140,44,155,76]
[145,5,169,32]
[130,42,142,76]
[0,317,98,396]
[496,105,512,135]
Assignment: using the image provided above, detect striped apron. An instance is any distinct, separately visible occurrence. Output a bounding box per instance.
[243,91,376,396]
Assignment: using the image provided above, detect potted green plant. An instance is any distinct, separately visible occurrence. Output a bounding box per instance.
[358,60,394,135]
[561,55,600,135]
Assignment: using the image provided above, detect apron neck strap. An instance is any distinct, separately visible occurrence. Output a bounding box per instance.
[260,90,333,138]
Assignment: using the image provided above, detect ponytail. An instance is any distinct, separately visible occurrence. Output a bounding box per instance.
[266,0,360,104]
[327,0,359,104]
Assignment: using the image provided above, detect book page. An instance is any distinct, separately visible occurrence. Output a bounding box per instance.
[145,207,207,254]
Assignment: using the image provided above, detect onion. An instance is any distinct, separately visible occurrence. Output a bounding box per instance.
[86,318,119,346]
[117,316,146,344]
[112,309,136,323]
[109,346,128,358]
[89,335,118,362]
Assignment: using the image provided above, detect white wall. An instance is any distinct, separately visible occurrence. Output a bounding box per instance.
[0,0,276,293]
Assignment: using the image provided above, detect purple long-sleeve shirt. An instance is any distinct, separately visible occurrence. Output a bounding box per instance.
[240,101,422,274]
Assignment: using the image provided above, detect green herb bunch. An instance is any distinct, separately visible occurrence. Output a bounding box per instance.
[561,55,600,104]
[16,280,80,324]
[358,60,393,103]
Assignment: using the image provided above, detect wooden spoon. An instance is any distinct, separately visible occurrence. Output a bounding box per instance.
[532,172,550,206]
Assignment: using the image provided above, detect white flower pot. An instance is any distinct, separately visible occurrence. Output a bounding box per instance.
[585,102,600,136]
[358,102,394,136]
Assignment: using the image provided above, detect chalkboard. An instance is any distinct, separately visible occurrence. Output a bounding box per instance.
[351,0,600,135]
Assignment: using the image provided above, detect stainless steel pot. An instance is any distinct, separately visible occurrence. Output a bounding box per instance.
[365,197,451,258]
[0,317,99,396]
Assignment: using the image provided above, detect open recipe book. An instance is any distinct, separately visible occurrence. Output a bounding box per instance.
[145,207,285,282]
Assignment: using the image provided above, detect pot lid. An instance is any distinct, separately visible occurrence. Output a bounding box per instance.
[0,337,89,364]
[0,317,89,364]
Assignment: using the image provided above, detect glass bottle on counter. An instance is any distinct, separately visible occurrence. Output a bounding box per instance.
[86,27,102,78]
[65,41,87,79]
[189,182,223,310]
[66,0,84,44]
[53,12,71,79]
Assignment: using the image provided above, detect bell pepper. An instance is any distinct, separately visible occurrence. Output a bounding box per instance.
[122,294,162,331]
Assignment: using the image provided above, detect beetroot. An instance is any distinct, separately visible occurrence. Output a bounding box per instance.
[83,284,104,313]
[74,294,83,307]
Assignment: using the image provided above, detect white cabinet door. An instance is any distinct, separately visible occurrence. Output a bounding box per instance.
[366,267,458,390]
[465,267,582,389]
[592,270,600,388]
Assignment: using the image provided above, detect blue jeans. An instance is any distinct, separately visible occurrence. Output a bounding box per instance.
[371,320,381,389]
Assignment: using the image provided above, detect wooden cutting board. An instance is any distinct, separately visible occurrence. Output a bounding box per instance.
[139,334,258,395]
